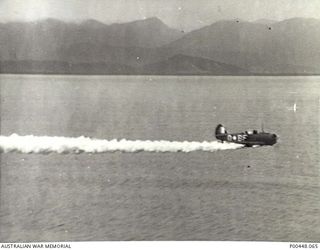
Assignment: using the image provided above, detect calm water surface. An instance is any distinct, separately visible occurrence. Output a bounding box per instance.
[0,75,319,241]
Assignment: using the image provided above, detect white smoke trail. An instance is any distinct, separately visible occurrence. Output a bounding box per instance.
[0,134,243,154]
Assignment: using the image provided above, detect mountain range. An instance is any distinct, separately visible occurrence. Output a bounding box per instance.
[1,17,320,75]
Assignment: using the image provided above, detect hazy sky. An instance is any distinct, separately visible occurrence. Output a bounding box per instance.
[1,0,320,31]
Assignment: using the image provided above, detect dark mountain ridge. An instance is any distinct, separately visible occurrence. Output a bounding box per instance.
[1,17,320,75]
[0,17,183,61]
[166,17,320,74]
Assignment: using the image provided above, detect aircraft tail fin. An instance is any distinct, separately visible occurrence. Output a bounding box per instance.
[215,124,228,136]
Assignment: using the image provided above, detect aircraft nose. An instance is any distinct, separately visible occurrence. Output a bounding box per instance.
[272,134,278,143]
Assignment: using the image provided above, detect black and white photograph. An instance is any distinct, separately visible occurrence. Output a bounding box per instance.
[0,0,319,245]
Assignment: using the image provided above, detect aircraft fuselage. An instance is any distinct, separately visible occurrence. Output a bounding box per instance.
[215,124,277,147]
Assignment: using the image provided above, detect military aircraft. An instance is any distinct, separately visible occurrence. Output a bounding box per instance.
[215,124,277,147]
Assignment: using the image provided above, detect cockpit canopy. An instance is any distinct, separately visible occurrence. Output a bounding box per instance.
[245,130,258,135]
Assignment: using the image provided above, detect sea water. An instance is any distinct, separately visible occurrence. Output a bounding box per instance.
[0,75,319,241]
